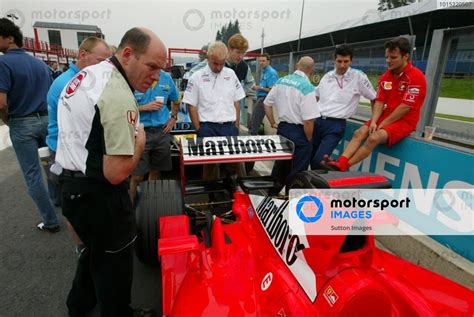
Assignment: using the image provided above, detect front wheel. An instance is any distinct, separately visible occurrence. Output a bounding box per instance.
[135,179,184,265]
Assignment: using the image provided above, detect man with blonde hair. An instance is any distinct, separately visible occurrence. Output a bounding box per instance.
[225,34,254,93]
[47,36,111,157]
[187,34,254,93]
[183,41,246,180]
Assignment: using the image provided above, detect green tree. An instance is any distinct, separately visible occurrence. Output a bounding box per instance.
[378,0,415,11]
[215,20,241,44]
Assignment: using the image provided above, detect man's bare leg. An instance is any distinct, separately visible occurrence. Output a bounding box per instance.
[347,129,388,166]
[323,127,387,171]
[340,125,371,159]
[129,175,144,205]
[148,169,161,181]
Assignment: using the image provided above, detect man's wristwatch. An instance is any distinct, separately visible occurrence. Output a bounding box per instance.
[171,114,178,120]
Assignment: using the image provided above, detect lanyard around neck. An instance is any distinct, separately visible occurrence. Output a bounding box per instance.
[335,74,344,89]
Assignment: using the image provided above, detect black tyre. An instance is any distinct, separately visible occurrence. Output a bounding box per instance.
[287,170,330,190]
[135,179,184,265]
[245,161,255,174]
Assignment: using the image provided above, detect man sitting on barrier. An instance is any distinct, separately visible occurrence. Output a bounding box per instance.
[322,36,427,172]
[311,44,376,169]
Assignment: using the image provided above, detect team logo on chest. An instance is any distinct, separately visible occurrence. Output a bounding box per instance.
[383,81,392,90]
[65,71,87,98]
[127,110,138,125]
[399,81,408,91]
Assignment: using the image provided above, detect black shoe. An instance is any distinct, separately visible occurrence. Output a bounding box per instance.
[133,307,157,317]
[36,222,60,233]
[75,244,87,257]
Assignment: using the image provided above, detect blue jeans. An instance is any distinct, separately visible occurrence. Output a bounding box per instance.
[311,118,346,169]
[9,115,59,227]
[249,97,266,136]
[43,151,60,206]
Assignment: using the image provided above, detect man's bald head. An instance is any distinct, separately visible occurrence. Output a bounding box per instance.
[116,27,167,92]
[296,56,315,76]
[117,27,165,59]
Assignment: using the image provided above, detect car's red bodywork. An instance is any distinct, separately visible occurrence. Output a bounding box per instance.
[158,191,474,317]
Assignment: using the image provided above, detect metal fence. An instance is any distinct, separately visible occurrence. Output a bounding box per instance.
[255,29,473,146]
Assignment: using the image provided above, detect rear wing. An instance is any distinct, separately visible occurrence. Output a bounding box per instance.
[171,121,196,135]
[180,135,294,165]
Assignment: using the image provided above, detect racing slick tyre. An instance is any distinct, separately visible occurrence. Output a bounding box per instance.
[245,161,255,174]
[135,179,184,265]
[287,170,330,190]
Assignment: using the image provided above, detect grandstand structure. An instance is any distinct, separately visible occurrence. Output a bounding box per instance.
[250,1,473,76]
[22,36,77,65]
[20,22,106,66]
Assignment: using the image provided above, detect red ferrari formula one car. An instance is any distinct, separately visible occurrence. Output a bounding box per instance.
[135,135,474,317]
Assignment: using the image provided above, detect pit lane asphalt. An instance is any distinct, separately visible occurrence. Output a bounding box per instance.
[0,146,162,316]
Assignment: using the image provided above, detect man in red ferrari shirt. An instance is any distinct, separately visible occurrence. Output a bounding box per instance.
[322,36,427,172]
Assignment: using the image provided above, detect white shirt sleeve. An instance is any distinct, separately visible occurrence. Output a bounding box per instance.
[263,85,277,106]
[358,73,377,101]
[233,76,246,102]
[182,73,199,107]
[300,90,320,121]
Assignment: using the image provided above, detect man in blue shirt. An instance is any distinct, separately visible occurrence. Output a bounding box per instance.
[0,18,60,232]
[250,53,279,136]
[129,70,180,203]
[46,37,111,154]
[49,61,62,79]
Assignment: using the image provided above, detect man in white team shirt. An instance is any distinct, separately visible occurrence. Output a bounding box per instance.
[311,44,376,169]
[56,27,165,316]
[183,41,246,180]
[264,56,320,194]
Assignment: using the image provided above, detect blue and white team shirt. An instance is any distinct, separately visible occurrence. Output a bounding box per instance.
[264,70,320,124]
